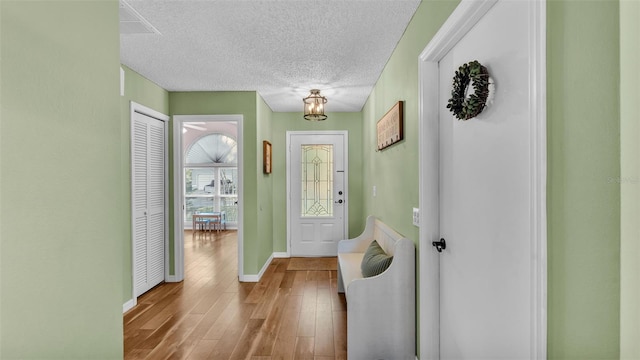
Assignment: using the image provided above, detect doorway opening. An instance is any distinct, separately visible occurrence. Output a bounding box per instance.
[183,132,238,230]
[173,115,244,281]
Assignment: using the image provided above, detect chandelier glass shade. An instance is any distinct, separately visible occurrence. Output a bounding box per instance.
[303,89,327,121]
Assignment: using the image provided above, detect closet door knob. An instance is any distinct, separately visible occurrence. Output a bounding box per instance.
[432,238,446,253]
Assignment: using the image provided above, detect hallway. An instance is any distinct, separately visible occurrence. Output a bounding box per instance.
[124,231,347,359]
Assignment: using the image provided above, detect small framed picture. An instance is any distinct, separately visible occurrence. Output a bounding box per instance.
[263,141,272,174]
[376,101,404,150]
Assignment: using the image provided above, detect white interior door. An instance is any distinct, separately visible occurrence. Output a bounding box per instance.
[132,111,166,297]
[288,131,348,256]
[436,1,539,358]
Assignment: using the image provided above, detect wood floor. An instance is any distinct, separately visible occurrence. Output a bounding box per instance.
[124,230,348,360]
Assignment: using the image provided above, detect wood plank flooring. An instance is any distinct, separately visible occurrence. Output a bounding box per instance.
[124,230,347,360]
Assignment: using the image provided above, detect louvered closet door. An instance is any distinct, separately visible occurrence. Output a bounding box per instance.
[132,112,165,297]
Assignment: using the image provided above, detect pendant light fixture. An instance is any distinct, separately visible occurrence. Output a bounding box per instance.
[303,89,327,121]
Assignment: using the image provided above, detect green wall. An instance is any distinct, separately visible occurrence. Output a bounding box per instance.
[547,1,620,358]
[362,0,459,245]
[169,92,265,275]
[271,112,365,253]
[120,66,170,303]
[1,1,124,357]
[257,96,275,270]
[620,0,640,358]
[121,66,170,115]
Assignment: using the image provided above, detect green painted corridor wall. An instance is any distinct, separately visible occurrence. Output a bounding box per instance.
[1,1,124,357]
[547,1,620,358]
[271,112,365,253]
[362,0,459,245]
[620,1,639,358]
[257,95,275,271]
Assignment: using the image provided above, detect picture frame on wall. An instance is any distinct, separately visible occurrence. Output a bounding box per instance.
[376,101,404,150]
[263,141,272,174]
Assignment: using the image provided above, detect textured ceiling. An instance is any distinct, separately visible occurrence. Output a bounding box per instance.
[120,0,421,112]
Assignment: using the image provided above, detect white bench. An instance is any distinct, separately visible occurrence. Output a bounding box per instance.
[337,215,416,360]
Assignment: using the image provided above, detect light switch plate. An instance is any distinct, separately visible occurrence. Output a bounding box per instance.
[412,207,420,227]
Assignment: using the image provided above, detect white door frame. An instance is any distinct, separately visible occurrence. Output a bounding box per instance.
[417,0,547,358]
[286,130,349,256]
[172,114,244,282]
[129,101,170,310]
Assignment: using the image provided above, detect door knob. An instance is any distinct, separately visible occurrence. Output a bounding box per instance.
[432,238,446,252]
[335,199,343,204]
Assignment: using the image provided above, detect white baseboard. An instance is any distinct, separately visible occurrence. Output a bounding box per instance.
[166,275,181,283]
[123,298,136,313]
[240,274,259,282]
[239,253,275,282]
[273,252,289,258]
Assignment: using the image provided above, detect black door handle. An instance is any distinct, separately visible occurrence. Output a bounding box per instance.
[432,238,446,252]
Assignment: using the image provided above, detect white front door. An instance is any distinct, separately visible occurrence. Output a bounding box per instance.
[287,131,348,256]
[419,0,546,358]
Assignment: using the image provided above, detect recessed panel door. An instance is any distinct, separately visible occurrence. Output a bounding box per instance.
[288,132,348,256]
[436,1,535,358]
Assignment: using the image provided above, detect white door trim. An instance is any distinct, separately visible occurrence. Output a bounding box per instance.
[286,130,349,257]
[172,114,244,282]
[129,101,169,312]
[417,0,547,358]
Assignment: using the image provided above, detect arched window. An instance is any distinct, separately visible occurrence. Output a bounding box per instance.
[184,132,238,227]
[185,133,237,165]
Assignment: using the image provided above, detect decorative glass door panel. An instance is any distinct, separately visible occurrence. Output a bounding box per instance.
[301,144,333,217]
[288,132,347,256]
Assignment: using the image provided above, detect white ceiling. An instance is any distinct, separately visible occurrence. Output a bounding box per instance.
[120,0,421,112]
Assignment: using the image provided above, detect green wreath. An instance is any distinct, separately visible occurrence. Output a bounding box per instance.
[446,60,490,121]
